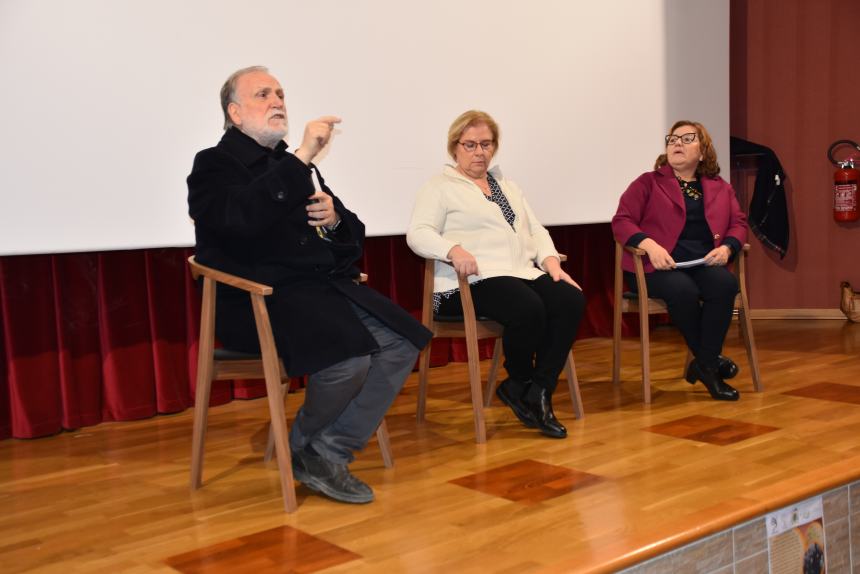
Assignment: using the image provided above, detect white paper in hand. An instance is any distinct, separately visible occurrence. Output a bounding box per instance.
[674,257,707,269]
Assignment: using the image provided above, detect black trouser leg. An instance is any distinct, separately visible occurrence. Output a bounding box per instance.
[525,275,586,391]
[438,275,585,392]
[687,266,738,366]
[439,276,543,384]
[629,267,737,368]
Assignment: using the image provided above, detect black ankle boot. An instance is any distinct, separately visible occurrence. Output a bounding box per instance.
[686,360,740,401]
[496,378,536,428]
[524,387,567,438]
[717,355,739,380]
[686,355,739,383]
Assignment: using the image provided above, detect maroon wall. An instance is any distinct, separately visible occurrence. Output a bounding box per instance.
[731,0,860,309]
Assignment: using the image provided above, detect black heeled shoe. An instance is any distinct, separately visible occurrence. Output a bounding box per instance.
[686,360,740,401]
[496,378,537,429]
[717,355,739,380]
[523,387,567,438]
[686,355,739,383]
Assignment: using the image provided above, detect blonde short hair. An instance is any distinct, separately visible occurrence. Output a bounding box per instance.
[446,110,500,159]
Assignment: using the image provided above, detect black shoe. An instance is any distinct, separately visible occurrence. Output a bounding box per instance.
[523,387,567,439]
[291,447,374,504]
[686,360,740,401]
[717,355,739,380]
[686,356,739,383]
[496,378,537,429]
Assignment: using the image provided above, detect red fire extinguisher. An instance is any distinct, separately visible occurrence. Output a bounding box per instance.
[827,139,860,222]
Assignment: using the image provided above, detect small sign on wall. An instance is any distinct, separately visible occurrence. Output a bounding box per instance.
[767,496,826,573]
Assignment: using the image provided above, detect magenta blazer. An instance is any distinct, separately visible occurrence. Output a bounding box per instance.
[611,164,747,273]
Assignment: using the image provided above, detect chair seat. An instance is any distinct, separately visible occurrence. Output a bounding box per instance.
[433,313,494,323]
[622,289,741,301]
[213,348,268,361]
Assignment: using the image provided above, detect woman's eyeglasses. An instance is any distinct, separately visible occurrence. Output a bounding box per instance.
[665,132,698,145]
[458,140,495,152]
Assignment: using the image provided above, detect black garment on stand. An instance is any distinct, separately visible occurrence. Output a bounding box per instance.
[730,136,789,258]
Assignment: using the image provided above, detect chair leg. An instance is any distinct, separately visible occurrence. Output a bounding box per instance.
[262,375,297,513]
[376,419,394,469]
[264,382,289,463]
[266,403,394,471]
[738,305,763,392]
[612,310,622,387]
[639,306,652,404]
[251,295,297,513]
[190,278,216,491]
[416,344,432,422]
[464,335,487,444]
[612,243,624,386]
[189,371,213,490]
[682,348,693,377]
[483,338,503,407]
[564,351,584,419]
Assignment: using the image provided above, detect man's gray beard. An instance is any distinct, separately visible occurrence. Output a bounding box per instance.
[244,126,288,149]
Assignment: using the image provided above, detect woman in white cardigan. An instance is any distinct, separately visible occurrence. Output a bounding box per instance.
[406,110,585,439]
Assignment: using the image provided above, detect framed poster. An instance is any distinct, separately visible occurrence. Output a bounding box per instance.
[767,497,826,574]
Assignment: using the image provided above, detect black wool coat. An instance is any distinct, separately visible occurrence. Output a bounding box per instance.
[187,127,431,375]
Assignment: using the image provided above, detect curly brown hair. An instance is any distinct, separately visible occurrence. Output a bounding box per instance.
[654,120,720,177]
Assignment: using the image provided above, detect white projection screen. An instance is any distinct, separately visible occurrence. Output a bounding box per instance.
[0,0,728,256]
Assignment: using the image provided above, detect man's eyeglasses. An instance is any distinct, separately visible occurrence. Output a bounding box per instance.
[665,132,698,145]
[458,140,495,152]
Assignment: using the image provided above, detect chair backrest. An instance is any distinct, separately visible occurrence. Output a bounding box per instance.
[419,258,505,341]
[421,258,436,330]
[188,256,273,295]
[613,242,666,314]
[188,256,285,380]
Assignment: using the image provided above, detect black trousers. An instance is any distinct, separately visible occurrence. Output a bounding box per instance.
[626,266,738,368]
[438,274,586,392]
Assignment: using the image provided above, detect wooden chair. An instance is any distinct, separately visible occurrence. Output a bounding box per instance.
[188,256,392,513]
[416,257,584,444]
[611,243,763,403]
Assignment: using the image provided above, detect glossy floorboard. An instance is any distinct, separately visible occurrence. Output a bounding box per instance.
[2,319,860,573]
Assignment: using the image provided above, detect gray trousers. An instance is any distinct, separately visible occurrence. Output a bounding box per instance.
[289,303,418,464]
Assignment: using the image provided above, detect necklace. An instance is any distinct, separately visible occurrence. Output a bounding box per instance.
[676,176,702,201]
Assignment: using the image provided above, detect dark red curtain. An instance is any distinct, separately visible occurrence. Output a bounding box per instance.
[0,223,630,440]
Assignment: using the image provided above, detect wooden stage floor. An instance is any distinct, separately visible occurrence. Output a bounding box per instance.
[2,319,860,573]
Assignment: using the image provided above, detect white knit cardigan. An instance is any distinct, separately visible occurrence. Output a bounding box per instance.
[406,165,559,294]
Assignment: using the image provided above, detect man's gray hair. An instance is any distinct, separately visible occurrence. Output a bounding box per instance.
[220,65,269,130]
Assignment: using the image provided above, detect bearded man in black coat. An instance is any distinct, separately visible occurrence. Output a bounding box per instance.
[187,66,431,504]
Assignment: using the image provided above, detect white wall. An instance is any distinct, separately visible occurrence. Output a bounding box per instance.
[0,0,728,255]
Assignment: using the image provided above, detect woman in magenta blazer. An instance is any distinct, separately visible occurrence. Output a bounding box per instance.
[612,120,747,401]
